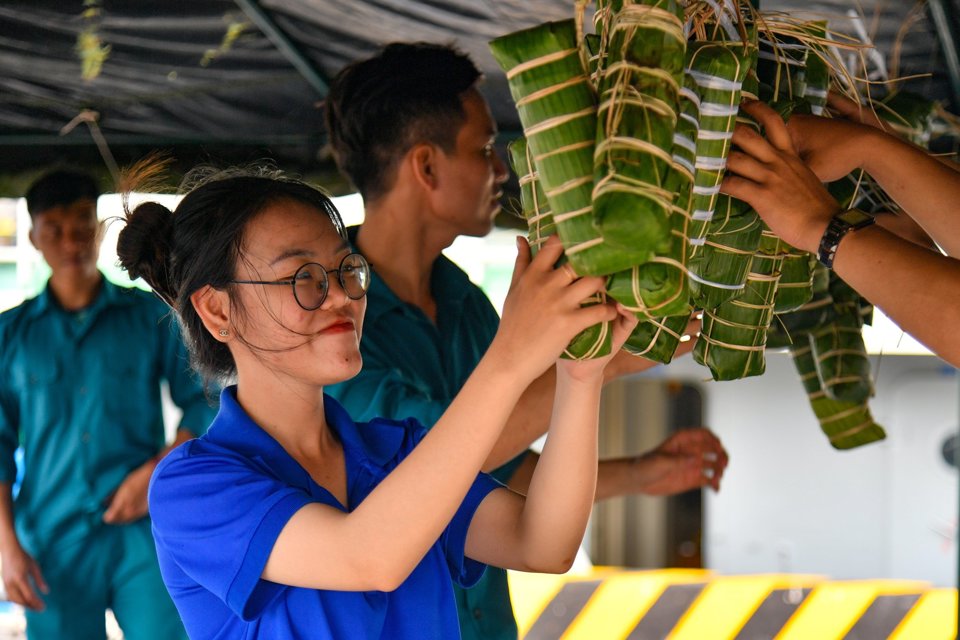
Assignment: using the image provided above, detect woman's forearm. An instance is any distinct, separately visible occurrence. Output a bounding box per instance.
[512,370,601,572]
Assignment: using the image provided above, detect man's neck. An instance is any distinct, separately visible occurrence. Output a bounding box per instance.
[48,270,102,312]
[356,197,457,319]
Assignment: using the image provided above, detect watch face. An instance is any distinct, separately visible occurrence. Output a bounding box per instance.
[837,208,875,228]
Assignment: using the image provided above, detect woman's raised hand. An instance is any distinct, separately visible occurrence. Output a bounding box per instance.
[556,301,638,382]
[490,235,617,382]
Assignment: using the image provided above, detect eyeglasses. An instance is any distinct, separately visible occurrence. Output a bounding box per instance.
[230,253,371,311]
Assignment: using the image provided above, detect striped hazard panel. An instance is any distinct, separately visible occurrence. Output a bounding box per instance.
[508,570,957,639]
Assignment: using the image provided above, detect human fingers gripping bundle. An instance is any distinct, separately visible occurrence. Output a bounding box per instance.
[497,236,616,377]
[491,0,893,450]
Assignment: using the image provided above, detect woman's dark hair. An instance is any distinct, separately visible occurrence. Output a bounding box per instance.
[324,42,482,202]
[116,165,346,384]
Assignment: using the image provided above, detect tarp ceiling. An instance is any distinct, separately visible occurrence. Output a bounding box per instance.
[0,0,954,197]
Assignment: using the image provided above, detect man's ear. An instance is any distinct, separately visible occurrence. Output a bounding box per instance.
[191,285,232,342]
[408,143,440,191]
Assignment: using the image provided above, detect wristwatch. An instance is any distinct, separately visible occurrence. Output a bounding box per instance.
[817,208,876,269]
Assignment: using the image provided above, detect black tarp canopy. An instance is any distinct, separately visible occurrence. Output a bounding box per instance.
[0,0,956,196]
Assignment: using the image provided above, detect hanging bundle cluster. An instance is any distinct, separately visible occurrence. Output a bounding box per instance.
[492,0,888,447]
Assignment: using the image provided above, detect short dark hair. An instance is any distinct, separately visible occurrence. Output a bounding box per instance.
[324,42,482,201]
[25,170,101,219]
[117,167,347,384]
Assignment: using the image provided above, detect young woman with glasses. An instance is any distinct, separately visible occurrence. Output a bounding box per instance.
[116,168,636,640]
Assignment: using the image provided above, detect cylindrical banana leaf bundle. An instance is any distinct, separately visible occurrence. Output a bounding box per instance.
[508,137,612,360]
[757,32,808,104]
[767,261,831,349]
[688,193,762,310]
[686,40,756,243]
[624,312,692,364]
[508,137,557,253]
[687,67,763,310]
[694,225,783,380]
[797,22,829,115]
[808,310,873,403]
[803,271,874,401]
[592,0,686,256]
[790,344,886,450]
[490,20,646,276]
[774,247,815,312]
[604,69,696,318]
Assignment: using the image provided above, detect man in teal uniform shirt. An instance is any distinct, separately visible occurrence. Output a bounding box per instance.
[0,170,217,639]
[325,43,729,640]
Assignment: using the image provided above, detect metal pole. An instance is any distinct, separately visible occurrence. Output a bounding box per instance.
[234,0,329,97]
[927,0,960,111]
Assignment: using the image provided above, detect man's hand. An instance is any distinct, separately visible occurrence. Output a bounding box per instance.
[1,543,48,611]
[103,460,155,524]
[633,428,729,495]
[722,101,842,254]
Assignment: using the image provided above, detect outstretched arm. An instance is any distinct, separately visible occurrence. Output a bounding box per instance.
[506,427,729,499]
[464,304,639,572]
[721,101,960,366]
[779,99,960,256]
[261,237,621,590]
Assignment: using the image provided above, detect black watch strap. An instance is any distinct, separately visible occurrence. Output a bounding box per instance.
[817,209,876,269]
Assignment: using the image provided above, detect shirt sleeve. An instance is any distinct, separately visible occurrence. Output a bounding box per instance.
[440,473,504,588]
[157,311,217,437]
[149,445,312,621]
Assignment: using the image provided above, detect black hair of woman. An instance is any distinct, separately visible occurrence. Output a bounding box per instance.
[116,162,347,385]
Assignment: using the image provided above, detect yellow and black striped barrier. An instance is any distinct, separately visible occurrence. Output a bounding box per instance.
[508,568,957,639]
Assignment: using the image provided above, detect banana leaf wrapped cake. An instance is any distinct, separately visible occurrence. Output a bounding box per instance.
[774,247,815,313]
[694,225,785,380]
[686,39,756,243]
[808,273,874,403]
[509,137,612,359]
[604,68,696,318]
[592,0,685,256]
[687,67,763,310]
[688,193,762,310]
[791,344,886,450]
[767,261,831,349]
[491,20,645,276]
[624,312,692,364]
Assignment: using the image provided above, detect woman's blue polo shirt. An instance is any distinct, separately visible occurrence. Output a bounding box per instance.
[149,386,501,639]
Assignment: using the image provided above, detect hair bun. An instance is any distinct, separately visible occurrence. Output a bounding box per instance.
[117,201,177,307]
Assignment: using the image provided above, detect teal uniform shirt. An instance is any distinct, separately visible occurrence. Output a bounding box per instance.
[0,277,216,557]
[327,227,527,640]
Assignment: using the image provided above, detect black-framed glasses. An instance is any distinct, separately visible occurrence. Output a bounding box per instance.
[231,253,371,311]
